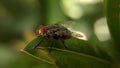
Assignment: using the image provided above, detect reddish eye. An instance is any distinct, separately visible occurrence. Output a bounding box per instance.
[40,26,46,35]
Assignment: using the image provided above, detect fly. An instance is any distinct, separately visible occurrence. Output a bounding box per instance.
[35,21,86,52]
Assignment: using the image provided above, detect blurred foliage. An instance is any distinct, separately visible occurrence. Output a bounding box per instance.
[0,0,119,68]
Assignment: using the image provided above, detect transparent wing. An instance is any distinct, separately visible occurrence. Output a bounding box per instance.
[58,20,87,40]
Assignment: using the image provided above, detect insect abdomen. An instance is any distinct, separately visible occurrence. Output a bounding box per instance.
[45,24,71,39]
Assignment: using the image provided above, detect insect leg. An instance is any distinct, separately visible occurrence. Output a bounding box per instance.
[61,39,68,49]
[49,39,55,53]
[34,36,44,49]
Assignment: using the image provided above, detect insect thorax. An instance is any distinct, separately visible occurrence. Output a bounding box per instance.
[43,24,71,39]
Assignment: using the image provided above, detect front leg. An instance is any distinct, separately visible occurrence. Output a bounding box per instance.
[21,36,55,64]
[34,36,44,49]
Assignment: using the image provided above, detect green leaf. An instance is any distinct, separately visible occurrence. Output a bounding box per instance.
[21,36,59,68]
[48,38,113,68]
[22,36,114,68]
[105,0,120,51]
[104,0,120,66]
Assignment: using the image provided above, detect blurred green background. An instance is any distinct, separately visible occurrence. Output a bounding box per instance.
[0,0,113,68]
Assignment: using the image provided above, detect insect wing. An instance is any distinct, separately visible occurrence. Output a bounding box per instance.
[58,20,87,40]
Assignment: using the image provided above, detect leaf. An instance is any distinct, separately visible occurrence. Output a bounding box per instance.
[21,36,59,68]
[47,37,113,68]
[22,36,114,68]
[105,0,120,51]
[104,0,120,66]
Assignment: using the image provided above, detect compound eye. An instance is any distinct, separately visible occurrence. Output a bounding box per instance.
[39,26,46,35]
